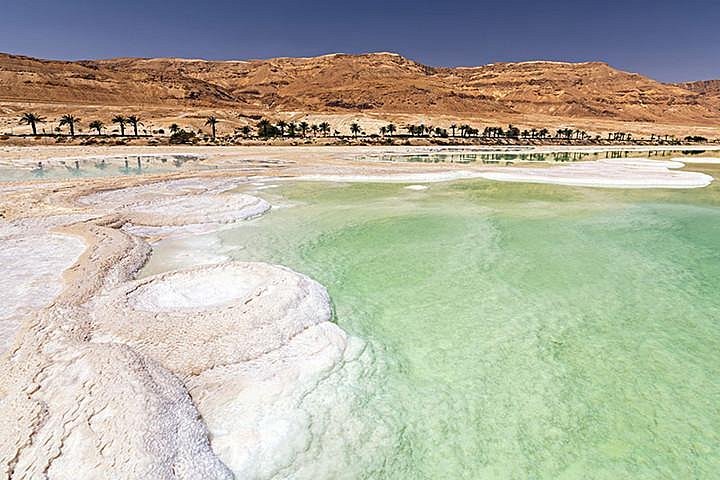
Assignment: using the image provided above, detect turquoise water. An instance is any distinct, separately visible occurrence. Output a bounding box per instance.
[0,154,208,182]
[145,168,720,478]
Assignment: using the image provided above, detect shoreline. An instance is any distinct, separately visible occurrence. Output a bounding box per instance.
[0,144,717,477]
[0,172,354,477]
[0,146,716,222]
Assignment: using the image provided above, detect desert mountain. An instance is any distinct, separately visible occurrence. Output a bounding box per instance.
[1,51,718,134]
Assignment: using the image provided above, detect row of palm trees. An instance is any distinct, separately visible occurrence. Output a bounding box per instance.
[19,112,146,137]
[247,119,648,142]
[398,123,596,140]
[256,119,335,138]
[17,112,670,144]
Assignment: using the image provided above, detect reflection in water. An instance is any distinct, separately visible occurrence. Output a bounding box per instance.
[365,149,715,165]
[4,154,205,182]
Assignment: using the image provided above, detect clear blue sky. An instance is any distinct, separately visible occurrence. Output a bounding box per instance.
[3,0,719,82]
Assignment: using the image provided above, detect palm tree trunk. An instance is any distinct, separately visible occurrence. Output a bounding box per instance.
[31,122,37,135]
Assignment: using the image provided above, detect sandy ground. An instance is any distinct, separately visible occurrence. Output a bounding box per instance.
[0,144,717,478]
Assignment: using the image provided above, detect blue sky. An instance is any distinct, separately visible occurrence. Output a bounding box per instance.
[2,0,718,82]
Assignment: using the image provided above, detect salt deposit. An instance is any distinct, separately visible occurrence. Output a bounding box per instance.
[479,158,713,188]
[90,261,350,477]
[300,158,714,189]
[0,230,85,353]
[671,157,720,164]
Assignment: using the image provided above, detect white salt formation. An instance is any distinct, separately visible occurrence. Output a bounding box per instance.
[300,158,713,188]
[123,193,270,228]
[479,158,714,188]
[0,215,90,354]
[0,175,361,480]
[91,262,340,375]
[79,178,270,240]
[0,179,285,479]
[671,157,720,164]
[91,262,350,478]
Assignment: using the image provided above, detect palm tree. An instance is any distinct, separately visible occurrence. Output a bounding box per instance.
[299,121,309,137]
[89,120,104,135]
[379,126,387,136]
[450,124,457,137]
[311,124,319,136]
[58,114,80,136]
[277,120,287,137]
[319,122,331,136]
[386,124,396,137]
[288,122,297,137]
[241,125,251,137]
[126,115,143,136]
[350,122,361,138]
[20,112,46,135]
[205,116,219,140]
[257,119,273,138]
[169,123,180,134]
[112,115,128,136]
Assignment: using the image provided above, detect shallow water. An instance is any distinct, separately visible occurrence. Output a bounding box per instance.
[144,168,720,478]
[361,149,720,165]
[0,154,208,182]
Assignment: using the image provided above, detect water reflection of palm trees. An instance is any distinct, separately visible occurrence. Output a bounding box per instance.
[388,150,623,164]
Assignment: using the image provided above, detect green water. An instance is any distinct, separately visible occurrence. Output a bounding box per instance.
[146,171,720,478]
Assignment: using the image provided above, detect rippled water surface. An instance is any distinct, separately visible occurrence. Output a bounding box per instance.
[146,168,720,479]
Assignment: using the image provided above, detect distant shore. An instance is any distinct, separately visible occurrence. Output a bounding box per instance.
[2,134,717,149]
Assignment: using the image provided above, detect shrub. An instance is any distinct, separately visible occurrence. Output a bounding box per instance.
[169,129,197,144]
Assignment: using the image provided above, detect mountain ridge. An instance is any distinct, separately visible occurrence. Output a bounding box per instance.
[1,51,718,136]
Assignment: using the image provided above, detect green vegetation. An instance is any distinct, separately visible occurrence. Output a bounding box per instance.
[89,120,104,135]
[58,114,80,136]
[9,113,711,145]
[126,115,143,136]
[112,115,128,136]
[19,112,46,135]
[205,116,219,141]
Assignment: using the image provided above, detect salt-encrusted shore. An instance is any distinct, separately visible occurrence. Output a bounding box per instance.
[298,158,714,189]
[0,145,716,479]
[0,174,351,479]
[478,158,714,188]
[671,157,720,164]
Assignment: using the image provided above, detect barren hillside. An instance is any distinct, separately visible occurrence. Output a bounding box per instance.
[1,52,718,137]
